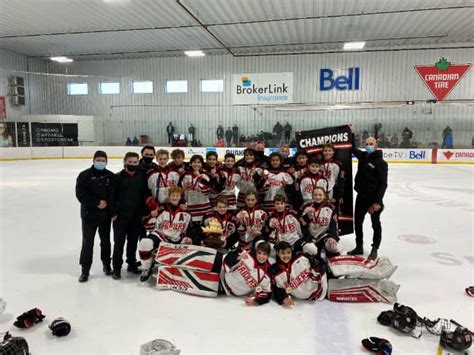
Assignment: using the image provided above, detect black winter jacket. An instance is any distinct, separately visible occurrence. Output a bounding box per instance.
[109,170,150,219]
[75,166,115,221]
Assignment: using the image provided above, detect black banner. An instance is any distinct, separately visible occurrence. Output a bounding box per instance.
[16,122,30,147]
[295,125,354,236]
[31,123,78,146]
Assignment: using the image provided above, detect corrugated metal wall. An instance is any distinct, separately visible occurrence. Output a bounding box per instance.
[5,47,474,146]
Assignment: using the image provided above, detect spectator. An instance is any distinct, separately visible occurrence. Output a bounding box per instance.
[216,125,224,141]
[232,124,239,147]
[225,127,233,147]
[75,150,115,282]
[132,136,139,146]
[273,121,284,144]
[125,137,132,146]
[400,127,413,148]
[188,124,196,142]
[166,122,175,145]
[215,139,225,147]
[348,125,388,260]
[377,133,388,148]
[389,133,398,148]
[283,122,292,143]
[373,123,382,140]
[362,130,369,143]
[442,126,453,149]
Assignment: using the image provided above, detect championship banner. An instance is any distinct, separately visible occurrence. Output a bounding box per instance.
[295,125,353,235]
[231,72,293,105]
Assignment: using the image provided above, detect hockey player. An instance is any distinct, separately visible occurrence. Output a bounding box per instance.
[168,149,187,176]
[298,157,329,205]
[221,242,272,306]
[280,145,293,169]
[179,155,212,223]
[236,148,264,208]
[138,186,193,282]
[202,196,237,249]
[270,241,327,305]
[287,149,308,209]
[260,152,294,212]
[218,153,240,210]
[321,144,345,203]
[267,195,318,256]
[204,151,226,208]
[232,191,268,250]
[300,187,340,257]
[146,149,181,206]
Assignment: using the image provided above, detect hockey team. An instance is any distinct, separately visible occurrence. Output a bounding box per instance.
[76,139,399,305]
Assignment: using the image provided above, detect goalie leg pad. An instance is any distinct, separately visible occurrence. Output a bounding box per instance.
[328,278,400,304]
[328,255,397,279]
[155,242,218,272]
[156,266,219,297]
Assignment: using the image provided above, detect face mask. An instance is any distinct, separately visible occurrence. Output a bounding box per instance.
[255,151,264,157]
[126,164,139,172]
[365,145,375,154]
[143,157,154,164]
[94,162,106,170]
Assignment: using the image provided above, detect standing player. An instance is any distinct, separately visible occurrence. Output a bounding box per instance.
[321,144,345,203]
[236,148,264,208]
[138,145,158,174]
[260,152,294,212]
[146,149,180,207]
[300,187,340,257]
[218,153,240,210]
[204,151,226,208]
[179,155,212,223]
[138,186,193,282]
[298,157,329,205]
[168,149,187,177]
[233,191,268,250]
[75,150,115,282]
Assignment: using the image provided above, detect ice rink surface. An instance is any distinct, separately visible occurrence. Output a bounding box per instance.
[0,160,473,355]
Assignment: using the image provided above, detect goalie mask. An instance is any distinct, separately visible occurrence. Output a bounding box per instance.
[440,323,472,351]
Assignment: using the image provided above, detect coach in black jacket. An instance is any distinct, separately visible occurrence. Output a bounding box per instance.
[348,125,388,260]
[75,150,115,282]
[109,152,150,279]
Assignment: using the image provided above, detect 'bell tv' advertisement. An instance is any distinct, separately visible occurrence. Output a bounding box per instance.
[296,125,354,236]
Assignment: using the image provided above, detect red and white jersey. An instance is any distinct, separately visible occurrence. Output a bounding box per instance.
[150,204,192,243]
[298,173,329,205]
[300,202,337,243]
[321,159,344,199]
[219,166,241,210]
[261,169,294,211]
[267,209,302,246]
[167,162,187,176]
[235,207,268,249]
[236,164,263,207]
[179,171,212,222]
[147,166,180,204]
[271,255,327,302]
[292,165,307,189]
[222,251,272,300]
[203,211,237,238]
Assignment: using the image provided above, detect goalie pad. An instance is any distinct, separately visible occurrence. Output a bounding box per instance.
[155,243,218,272]
[328,255,397,280]
[156,266,219,297]
[328,278,400,304]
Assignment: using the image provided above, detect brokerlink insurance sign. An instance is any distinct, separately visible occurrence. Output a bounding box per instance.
[231,72,293,105]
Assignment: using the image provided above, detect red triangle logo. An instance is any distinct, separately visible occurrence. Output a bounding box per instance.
[415,60,471,101]
[443,151,454,160]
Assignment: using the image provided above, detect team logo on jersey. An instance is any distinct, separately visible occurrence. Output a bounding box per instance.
[415,58,471,101]
[443,151,454,160]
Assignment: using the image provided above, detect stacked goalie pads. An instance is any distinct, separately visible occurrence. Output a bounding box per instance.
[154,243,221,297]
[327,255,399,304]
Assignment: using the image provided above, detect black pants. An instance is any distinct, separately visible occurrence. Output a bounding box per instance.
[354,194,384,249]
[167,133,173,144]
[79,218,111,270]
[112,216,141,270]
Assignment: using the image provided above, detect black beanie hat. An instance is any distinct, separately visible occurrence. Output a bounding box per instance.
[93,150,108,161]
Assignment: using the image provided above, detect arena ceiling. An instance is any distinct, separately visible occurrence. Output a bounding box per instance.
[0,0,473,60]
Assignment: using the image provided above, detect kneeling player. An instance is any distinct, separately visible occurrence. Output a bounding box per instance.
[202,196,237,249]
[270,242,327,306]
[138,186,193,282]
[300,187,340,257]
[221,242,272,306]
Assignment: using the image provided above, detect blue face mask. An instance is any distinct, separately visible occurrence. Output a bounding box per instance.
[365,145,375,154]
[94,161,107,170]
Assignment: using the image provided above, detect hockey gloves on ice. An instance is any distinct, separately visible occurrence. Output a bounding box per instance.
[361,337,392,355]
[13,308,45,328]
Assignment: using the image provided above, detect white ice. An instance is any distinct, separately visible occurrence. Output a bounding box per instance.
[0,160,473,355]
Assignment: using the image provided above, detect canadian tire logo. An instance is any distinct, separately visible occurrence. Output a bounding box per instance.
[415,58,471,101]
[443,151,454,160]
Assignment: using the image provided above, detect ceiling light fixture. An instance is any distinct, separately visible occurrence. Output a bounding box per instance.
[103,0,131,3]
[343,41,366,50]
[50,56,74,63]
[184,50,205,57]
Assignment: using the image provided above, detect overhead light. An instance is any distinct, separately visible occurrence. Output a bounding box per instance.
[343,41,366,50]
[103,0,130,3]
[184,50,205,57]
[50,56,73,63]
